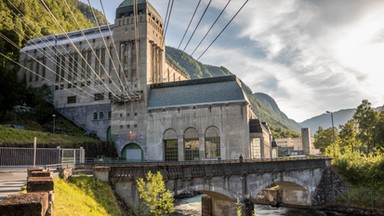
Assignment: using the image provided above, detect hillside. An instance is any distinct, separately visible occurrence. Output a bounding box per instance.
[0,0,107,48]
[166,46,301,133]
[301,105,384,135]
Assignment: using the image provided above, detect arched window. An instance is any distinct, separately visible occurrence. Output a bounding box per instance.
[205,126,220,159]
[184,128,199,161]
[93,112,98,120]
[99,112,104,119]
[163,129,178,161]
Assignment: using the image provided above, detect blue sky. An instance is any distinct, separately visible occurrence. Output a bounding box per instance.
[82,0,384,122]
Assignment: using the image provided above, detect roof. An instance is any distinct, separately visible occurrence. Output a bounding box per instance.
[21,25,112,52]
[147,75,246,109]
[118,0,147,8]
[249,119,263,133]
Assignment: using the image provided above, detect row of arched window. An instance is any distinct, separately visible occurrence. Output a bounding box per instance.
[163,126,221,161]
[93,111,111,120]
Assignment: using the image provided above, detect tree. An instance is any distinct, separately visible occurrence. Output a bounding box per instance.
[353,100,378,153]
[339,119,360,150]
[136,171,174,216]
[314,126,338,153]
[373,110,384,149]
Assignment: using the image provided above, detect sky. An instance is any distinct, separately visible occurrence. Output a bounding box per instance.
[82,0,384,122]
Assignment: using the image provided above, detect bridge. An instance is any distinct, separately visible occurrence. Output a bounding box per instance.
[93,156,334,216]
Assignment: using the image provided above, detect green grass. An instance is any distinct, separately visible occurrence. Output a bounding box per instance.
[0,125,100,144]
[54,176,122,216]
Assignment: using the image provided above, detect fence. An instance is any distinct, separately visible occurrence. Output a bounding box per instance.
[0,147,85,167]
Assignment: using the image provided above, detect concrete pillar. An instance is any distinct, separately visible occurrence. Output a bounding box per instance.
[178,136,184,161]
[94,166,110,183]
[127,42,133,80]
[202,196,213,216]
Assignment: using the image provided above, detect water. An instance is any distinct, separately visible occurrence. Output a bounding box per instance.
[174,195,345,216]
[254,204,345,216]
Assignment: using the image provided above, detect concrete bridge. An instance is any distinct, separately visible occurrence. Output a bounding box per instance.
[93,156,334,216]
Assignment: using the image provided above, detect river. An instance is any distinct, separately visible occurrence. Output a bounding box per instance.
[173,195,345,216]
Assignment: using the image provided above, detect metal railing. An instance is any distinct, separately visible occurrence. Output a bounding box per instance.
[0,147,85,167]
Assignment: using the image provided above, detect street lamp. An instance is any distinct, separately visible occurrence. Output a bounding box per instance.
[52,114,56,133]
[326,111,335,142]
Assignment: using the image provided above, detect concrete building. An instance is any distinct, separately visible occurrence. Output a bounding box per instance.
[18,0,273,161]
[275,128,320,156]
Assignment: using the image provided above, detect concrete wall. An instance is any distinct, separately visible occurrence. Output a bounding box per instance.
[58,103,111,141]
[146,103,250,160]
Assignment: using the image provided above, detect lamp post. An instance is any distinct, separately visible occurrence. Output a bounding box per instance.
[326,111,335,142]
[52,114,56,133]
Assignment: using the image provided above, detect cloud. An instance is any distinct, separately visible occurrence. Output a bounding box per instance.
[203,0,384,121]
[87,0,384,122]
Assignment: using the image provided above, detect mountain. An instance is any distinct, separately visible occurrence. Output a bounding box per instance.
[166,46,232,79]
[0,0,106,48]
[300,109,356,135]
[166,46,301,134]
[300,105,384,135]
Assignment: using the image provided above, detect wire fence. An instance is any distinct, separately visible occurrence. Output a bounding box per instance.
[0,147,85,167]
[333,185,384,210]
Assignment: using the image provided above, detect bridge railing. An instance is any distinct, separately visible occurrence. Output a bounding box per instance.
[106,156,331,183]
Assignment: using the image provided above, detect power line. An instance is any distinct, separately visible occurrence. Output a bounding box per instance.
[0,32,94,98]
[0,53,89,99]
[181,0,212,53]
[196,0,249,61]
[163,0,174,41]
[176,0,202,50]
[6,0,110,96]
[67,0,127,94]
[98,0,131,94]
[190,0,232,57]
[38,0,117,97]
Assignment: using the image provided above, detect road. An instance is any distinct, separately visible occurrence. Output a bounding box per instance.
[0,169,27,201]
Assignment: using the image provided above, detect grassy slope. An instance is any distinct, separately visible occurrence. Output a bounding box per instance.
[0,125,99,144]
[54,176,121,216]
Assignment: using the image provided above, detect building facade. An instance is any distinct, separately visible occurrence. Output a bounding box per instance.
[275,128,320,156]
[19,0,273,160]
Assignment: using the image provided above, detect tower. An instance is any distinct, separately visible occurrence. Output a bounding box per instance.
[301,128,311,155]
[111,0,166,159]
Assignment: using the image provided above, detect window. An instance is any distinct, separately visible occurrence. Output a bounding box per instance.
[67,96,76,104]
[250,138,261,159]
[205,127,220,159]
[184,128,199,161]
[164,129,178,161]
[94,93,104,101]
[108,111,111,119]
[93,112,98,120]
[99,112,104,119]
